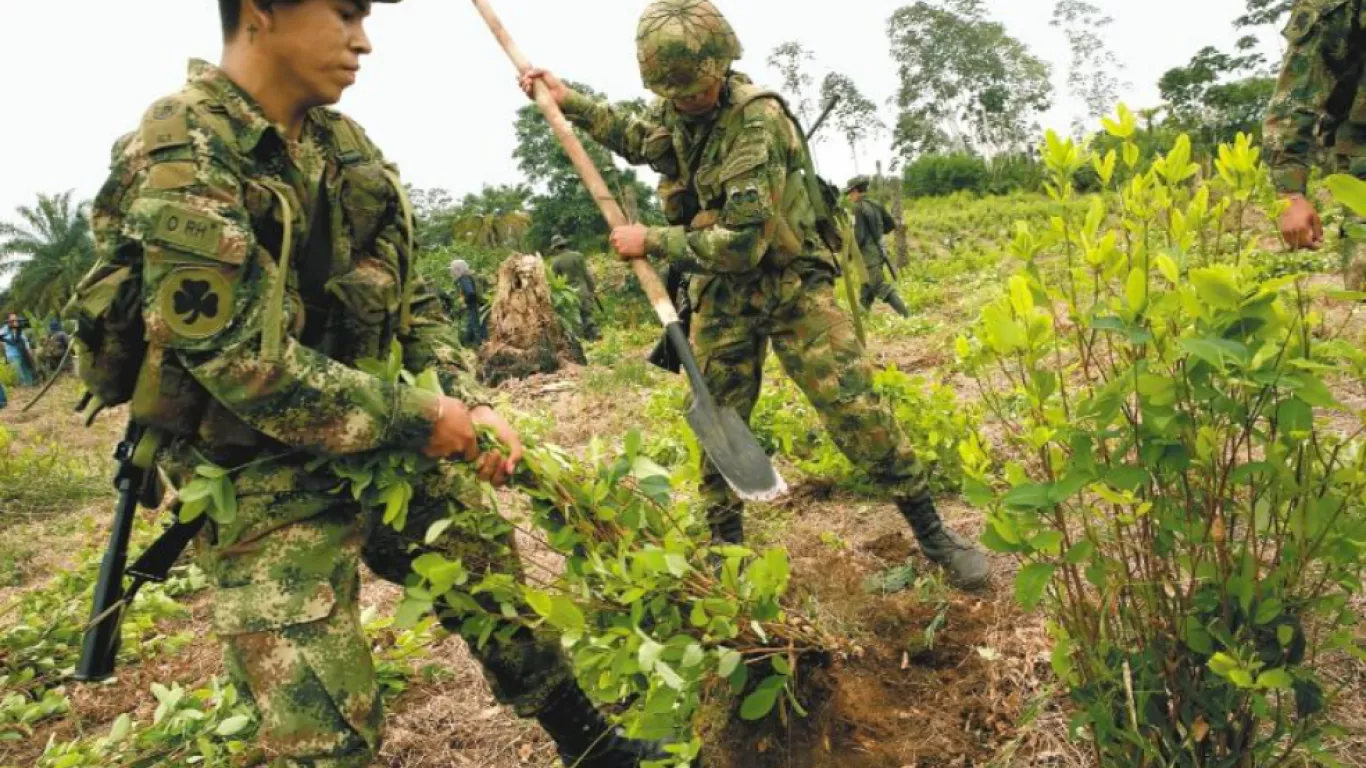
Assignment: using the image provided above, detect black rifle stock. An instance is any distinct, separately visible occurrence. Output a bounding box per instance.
[74,422,163,682]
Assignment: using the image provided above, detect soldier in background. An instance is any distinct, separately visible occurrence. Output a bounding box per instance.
[546,234,601,340]
[1265,0,1366,287]
[846,176,909,317]
[38,318,71,378]
[520,0,989,591]
[450,258,488,347]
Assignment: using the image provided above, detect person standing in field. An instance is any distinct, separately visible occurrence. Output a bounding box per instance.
[546,233,602,341]
[70,0,671,764]
[846,176,909,317]
[519,0,989,591]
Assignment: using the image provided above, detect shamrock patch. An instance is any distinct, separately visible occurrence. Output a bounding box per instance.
[159,267,233,341]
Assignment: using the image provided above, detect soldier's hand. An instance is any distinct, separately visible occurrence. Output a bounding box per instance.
[1280,195,1324,250]
[423,396,480,462]
[610,225,648,261]
[470,406,524,487]
[520,68,569,107]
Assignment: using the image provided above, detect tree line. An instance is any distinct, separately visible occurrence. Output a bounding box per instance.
[0,0,1292,317]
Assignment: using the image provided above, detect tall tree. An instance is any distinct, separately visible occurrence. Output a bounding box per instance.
[1236,0,1292,28]
[0,191,94,316]
[887,0,1053,159]
[513,82,659,251]
[1158,40,1273,148]
[767,41,818,125]
[819,73,885,167]
[1051,0,1126,132]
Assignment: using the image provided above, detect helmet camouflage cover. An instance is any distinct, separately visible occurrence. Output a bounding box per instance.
[637,0,743,99]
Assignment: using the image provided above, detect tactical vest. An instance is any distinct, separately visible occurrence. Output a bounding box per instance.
[658,80,845,274]
[71,86,415,442]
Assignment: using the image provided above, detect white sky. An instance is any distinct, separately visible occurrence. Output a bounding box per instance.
[0,0,1281,233]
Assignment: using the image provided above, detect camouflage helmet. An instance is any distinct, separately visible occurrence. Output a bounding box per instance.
[845,176,872,194]
[636,0,743,99]
[549,234,569,250]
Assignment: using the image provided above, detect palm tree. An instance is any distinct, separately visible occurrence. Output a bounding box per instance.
[0,191,96,316]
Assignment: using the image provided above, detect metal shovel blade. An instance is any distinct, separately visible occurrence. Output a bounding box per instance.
[686,396,788,503]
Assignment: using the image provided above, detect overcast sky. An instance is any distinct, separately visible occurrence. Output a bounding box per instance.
[1,0,1281,236]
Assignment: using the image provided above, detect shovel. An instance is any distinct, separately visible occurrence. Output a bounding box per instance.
[471,0,787,503]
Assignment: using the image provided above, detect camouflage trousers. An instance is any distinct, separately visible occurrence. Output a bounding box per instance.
[859,258,897,310]
[688,262,931,518]
[167,450,571,767]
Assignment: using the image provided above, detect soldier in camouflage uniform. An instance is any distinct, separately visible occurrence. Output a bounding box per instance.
[845,176,909,317]
[546,234,601,341]
[74,1,667,765]
[520,0,988,590]
[1265,0,1366,286]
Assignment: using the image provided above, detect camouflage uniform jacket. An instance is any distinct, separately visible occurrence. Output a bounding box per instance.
[851,198,893,272]
[547,248,598,303]
[90,60,488,466]
[562,72,833,277]
[1265,0,1366,194]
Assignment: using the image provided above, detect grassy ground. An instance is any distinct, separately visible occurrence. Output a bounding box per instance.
[1,191,1362,767]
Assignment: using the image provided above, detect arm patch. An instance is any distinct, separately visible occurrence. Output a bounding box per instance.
[150,204,225,262]
[141,98,191,153]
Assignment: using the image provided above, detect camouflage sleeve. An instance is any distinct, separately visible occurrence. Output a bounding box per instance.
[644,99,789,273]
[127,99,438,456]
[1264,0,1357,195]
[562,89,678,175]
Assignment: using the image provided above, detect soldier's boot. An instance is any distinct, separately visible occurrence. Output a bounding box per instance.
[706,501,745,545]
[537,681,677,767]
[896,495,990,591]
[885,291,911,318]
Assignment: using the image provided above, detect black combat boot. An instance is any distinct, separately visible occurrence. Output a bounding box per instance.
[706,502,745,545]
[885,291,912,318]
[896,495,990,591]
[537,682,678,767]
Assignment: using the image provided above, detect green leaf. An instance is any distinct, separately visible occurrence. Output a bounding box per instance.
[1325,174,1366,217]
[771,655,792,676]
[1125,267,1147,313]
[1190,266,1243,311]
[1208,652,1238,677]
[1014,563,1056,611]
[523,589,553,620]
[739,676,787,721]
[1029,531,1064,555]
[1004,483,1054,510]
[393,598,431,630]
[1155,254,1180,284]
[1064,540,1095,565]
[655,662,685,690]
[717,649,743,678]
[1278,625,1295,648]
[108,713,133,742]
[1255,599,1284,626]
[424,518,454,545]
[682,644,706,669]
[547,597,586,633]
[215,714,251,737]
[638,640,664,672]
[1257,668,1294,690]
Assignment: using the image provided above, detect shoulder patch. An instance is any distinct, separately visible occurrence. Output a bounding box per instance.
[150,204,224,260]
[148,161,197,191]
[158,266,234,341]
[142,97,191,153]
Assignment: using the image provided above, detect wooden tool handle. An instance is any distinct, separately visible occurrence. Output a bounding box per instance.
[471,0,680,325]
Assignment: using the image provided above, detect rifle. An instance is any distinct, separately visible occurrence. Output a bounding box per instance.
[75,424,203,682]
[806,95,840,141]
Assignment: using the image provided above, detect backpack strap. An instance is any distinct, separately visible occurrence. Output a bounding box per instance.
[258,180,296,361]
